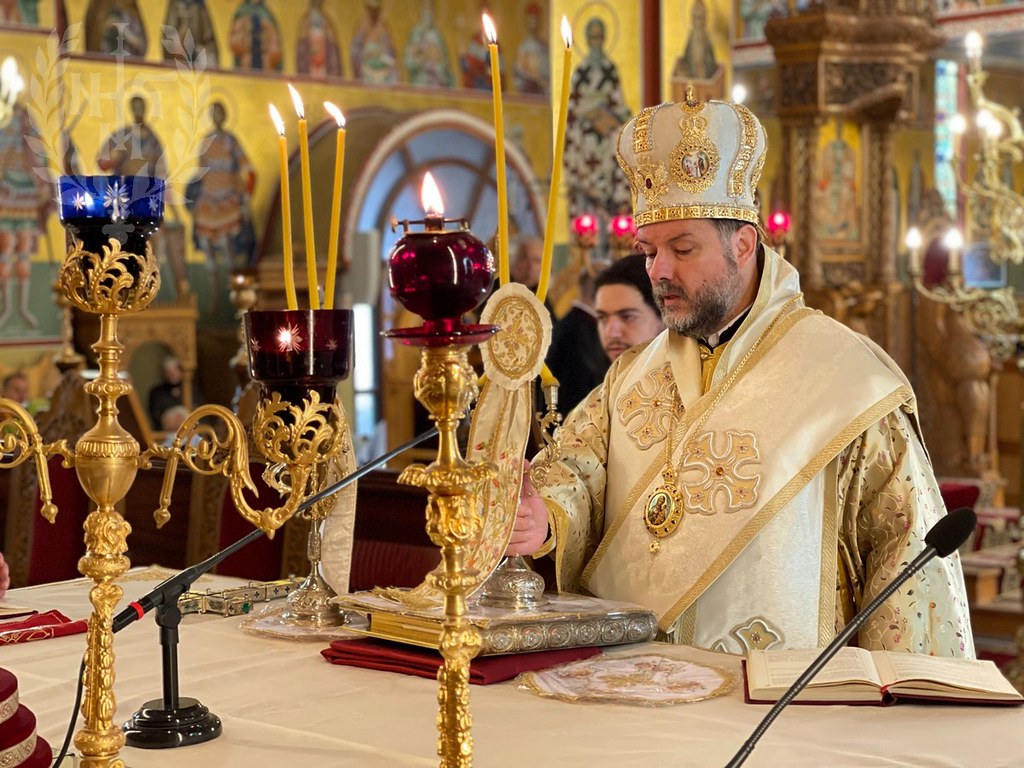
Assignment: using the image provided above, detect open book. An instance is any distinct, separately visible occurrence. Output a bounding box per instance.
[744,647,1023,706]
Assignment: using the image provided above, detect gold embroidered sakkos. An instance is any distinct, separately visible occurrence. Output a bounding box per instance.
[617,364,678,450]
[680,431,760,516]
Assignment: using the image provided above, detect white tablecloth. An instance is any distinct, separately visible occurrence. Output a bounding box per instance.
[4,570,1023,768]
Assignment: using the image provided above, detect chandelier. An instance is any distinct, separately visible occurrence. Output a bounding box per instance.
[951,31,1024,266]
[906,225,1023,363]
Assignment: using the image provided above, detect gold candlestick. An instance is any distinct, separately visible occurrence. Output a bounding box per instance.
[47,175,165,767]
[383,184,497,764]
[145,307,354,635]
[398,343,495,766]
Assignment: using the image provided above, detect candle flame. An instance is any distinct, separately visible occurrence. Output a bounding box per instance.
[323,101,346,128]
[482,12,497,44]
[268,104,285,136]
[561,16,572,48]
[421,172,444,216]
[287,83,305,119]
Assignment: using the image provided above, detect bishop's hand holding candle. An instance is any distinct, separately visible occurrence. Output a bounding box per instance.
[288,84,320,309]
[269,104,298,310]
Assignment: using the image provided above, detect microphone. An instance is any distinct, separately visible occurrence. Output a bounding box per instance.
[724,506,977,768]
[112,426,439,633]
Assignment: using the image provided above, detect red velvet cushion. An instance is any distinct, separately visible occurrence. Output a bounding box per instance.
[0,705,50,767]
[0,669,15,725]
[21,737,52,768]
[0,670,51,767]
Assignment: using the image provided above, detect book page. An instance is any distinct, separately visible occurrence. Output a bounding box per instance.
[873,653,1023,699]
[750,647,883,690]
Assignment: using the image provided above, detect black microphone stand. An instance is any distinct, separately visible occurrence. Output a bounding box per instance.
[121,427,439,749]
[124,599,222,748]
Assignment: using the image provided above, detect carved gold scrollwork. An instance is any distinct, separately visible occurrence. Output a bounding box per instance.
[397,343,495,765]
[59,238,160,315]
[143,393,346,536]
[0,397,72,523]
[253,391,345,467]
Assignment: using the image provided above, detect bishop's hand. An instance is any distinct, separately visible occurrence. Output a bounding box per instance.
[505,459,550,557]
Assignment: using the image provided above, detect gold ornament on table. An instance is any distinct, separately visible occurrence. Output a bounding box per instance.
[145,308,355,632]
[2,174,170,768]
[146,85,357,635]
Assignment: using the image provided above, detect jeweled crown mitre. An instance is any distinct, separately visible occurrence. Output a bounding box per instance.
[615,93,767,227]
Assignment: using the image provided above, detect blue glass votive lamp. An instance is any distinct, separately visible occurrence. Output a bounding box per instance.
[57,175,166,255]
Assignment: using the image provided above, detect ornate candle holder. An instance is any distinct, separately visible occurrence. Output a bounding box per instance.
[2,174,166,768]
[245,308,353,629]
[145,308,354,630]
[384,209,497,767]
[1,169,350,765]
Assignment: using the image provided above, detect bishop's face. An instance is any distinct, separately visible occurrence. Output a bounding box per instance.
[637,218,757,340]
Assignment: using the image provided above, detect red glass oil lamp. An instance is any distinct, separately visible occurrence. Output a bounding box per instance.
[385,172,497,346]
[572,212,600,249]
[608,214,636,241]
[766,210,791,240]
[244,308,353,404]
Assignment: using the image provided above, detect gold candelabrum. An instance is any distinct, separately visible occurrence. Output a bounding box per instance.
[951,31,1024,267]
[384,191,499,765]
[906,226,1024,364]
[0,175,351,767]
[147,306,354,632]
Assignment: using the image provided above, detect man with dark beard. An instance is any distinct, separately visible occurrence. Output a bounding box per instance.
[505,94,974,660]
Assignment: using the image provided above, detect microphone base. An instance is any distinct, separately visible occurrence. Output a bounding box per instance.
[123,697,222,749]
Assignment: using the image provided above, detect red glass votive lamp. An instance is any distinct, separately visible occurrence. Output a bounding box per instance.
[244,309,352,404]
[572,212,600,248]
[608,214,636,241]
[766,210,791,240]
[386,214,494,337]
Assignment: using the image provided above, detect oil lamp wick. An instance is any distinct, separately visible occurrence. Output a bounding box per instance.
[424,210,445,232]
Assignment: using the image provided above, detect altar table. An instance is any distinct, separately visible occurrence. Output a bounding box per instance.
[4,571,1023,767]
